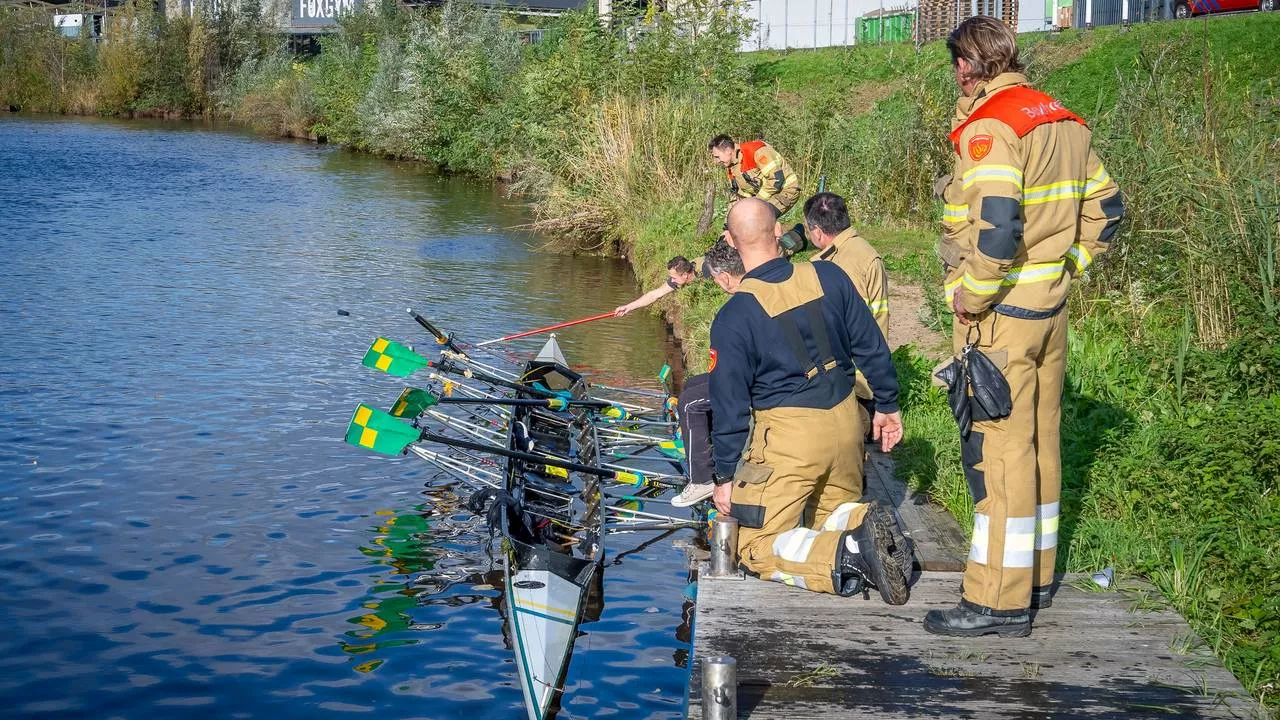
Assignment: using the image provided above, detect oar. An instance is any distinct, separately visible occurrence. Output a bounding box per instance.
[389,387,635,423]
[389,386,617,417]
[476,311,617,347]
[362,337,562,400]
[407,308,466,355]
[587,382,670,399]
[346,404,663,486]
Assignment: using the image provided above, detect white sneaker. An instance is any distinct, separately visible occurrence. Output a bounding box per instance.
[671,482,714,508]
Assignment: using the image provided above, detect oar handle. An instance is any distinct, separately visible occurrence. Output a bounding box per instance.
[418,431,616,478]
[407,308,463,353]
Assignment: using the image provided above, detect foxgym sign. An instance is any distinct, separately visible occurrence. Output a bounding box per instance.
[294,0,359,27]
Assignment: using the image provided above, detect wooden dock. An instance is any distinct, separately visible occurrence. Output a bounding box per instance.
[687,451,1261,719]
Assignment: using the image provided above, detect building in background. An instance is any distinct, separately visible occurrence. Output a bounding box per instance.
[736,0,1026,50]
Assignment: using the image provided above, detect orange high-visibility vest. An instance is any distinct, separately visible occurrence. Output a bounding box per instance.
[729,139,768,178]
[948,86,1085,154]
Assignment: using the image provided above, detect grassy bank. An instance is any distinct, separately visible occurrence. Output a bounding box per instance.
[4,4,1279,708]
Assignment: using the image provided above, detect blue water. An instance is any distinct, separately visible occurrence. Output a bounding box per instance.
[0,115,692,719]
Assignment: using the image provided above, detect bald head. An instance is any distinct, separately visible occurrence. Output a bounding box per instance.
[726,199,782,256]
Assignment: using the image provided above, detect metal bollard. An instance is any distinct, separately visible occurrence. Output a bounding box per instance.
[708,515,739,577]
[702,655,737,720]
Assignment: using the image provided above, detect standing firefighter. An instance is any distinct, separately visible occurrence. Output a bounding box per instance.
[927,17,1124,637]
[709,134,802,218]
[710,199,912,603]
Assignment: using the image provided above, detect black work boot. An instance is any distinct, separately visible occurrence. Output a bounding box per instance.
[923,601,1031,637]
[837,503,910,605]
[884,507,916,578]
[1030,585,1053,609]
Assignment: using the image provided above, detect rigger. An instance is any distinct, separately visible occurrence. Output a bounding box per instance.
[927,17,1125,637]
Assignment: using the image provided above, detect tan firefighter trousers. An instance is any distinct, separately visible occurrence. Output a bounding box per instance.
[730,393,869,594]
[955,308,1066,614]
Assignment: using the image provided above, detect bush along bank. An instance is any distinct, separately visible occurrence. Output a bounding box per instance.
[5,3,1280,707]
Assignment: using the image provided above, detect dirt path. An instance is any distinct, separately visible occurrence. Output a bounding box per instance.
[887,277,948,357]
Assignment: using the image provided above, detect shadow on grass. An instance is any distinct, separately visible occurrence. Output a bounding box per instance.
[1056,377,1134,574]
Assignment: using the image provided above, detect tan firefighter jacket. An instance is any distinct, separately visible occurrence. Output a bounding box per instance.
[940,73,1125,318]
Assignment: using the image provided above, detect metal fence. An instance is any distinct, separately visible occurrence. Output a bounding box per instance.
[739,0,863,50]
[1071,0,1172,26]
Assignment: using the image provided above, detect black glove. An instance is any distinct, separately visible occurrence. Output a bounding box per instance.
[934,345,1011,438]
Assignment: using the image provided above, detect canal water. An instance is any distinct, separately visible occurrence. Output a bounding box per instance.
[0,116,692,719]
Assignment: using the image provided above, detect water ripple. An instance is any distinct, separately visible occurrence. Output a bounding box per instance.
[0,115,690,719]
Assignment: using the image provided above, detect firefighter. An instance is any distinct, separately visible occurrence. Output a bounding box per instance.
[804,192,890,440]
[614,255,708,316]
[709,198,911,603]
[709,134,802,218]
[926,17,1124,637]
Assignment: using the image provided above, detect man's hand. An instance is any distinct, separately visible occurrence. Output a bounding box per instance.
[713,482,732,516]
[951,288,971,326]
[872,411,904,453]
[614,304,633,317]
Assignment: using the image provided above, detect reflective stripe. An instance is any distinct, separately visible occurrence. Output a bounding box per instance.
[952,260,1067,300]
[867,299,889,316]
[1006,261,1065,284]
[1066,243,1093,272]
[1035,501,1060,551]
[943,203,969,224]
[1003,516,1037,568]
[962,272,1004,296]
[969,512,990,565]
[821,502,863,532]
[961,165,1024,191]
[944,276,963,302]
[758,160,778,174]
[774,527,820,562]
[1084,164,1111,195]
[1022,180,1084,206]
[769,571,809,590]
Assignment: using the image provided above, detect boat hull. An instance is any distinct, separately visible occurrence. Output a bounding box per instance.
[503,337,604,720]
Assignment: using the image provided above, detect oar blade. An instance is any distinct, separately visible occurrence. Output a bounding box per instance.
[390,387,439,418]
[346,403,421,456]
[656,364,672,384]
[362,337,432,378]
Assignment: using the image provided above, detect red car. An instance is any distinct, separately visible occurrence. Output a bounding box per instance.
[1175,0,1276,18]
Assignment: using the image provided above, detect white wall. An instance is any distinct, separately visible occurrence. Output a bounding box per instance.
[738,0,1050,52]
[739,0,912,50]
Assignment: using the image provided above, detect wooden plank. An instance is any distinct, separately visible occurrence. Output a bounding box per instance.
[689,572,1257,719]
[862,448,969,572]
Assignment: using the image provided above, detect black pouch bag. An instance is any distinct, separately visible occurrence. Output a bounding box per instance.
[934,345,1012,438]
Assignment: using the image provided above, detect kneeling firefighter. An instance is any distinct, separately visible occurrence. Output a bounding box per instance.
[709,199,913,603]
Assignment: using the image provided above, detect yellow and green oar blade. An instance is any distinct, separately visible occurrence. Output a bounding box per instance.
[599,404,630,420]
[390,387,441,418]
[362,337,432,378]
[345,404,423,456]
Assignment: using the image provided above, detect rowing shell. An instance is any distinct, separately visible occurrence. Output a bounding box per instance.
[502,338,603,720]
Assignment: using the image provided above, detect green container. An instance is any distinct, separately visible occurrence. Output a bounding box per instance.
[856,11,914,44]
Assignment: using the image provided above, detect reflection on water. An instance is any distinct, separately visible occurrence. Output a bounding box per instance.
[0,114,692,719]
